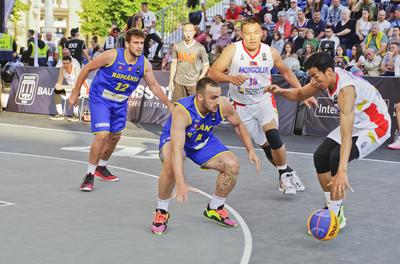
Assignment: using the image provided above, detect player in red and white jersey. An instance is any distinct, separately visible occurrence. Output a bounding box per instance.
[209,17,317,195]
[266,52,391,229]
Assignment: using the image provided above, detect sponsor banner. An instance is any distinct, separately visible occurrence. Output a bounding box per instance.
[303,77,400,141]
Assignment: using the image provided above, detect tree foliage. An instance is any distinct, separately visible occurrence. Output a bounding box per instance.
[9,0,30,23]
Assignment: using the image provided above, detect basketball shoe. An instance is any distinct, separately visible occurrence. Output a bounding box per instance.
[80,173,94,192]
[279,172,296,195]
[95,166,119,182]
[289,170,305,191]
[203,204,237,227]
[151,209,170,235]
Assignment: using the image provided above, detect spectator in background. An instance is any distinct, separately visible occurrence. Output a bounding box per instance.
[306,10,326,39]
[141,2,163,60]
[103,27,124,51]
[187,0,207,26]
[294,10,309,36]
[0,30,17,67]
[396,53,400,77]
[210,15,223,41]
[282,42,301,74]
[363,48,382,76]
[334,45,349,69]
[226,0,243,23]
[125,12,143,31]
[275,11,292,39]
[203,33,215,53]
[286,0,302,25]
[258,0,278,23]
[362,22,389,56]
[377,10,391,35]
[194,25,207,45]
[380,41,400,76]
[162,44,174,71]
[389,26,400,44]
[352,0,377,21]
[45,32,57,67]
[261,25,273,45]
[56,37,67,62]
[64,28,91,66]
[300,43,315,66]
[262,13,275,36]
[334,8,356,49]
[319,25,340,56]
[246,0,263,18]
[271,31,285,53]
[304,0,315,20]
[282,41,298,60]
[390,7,400,31]
[210,44,223,65]
[215,24,232,49]
[355,8,371,43]
[377,0,397,21]
[89,36,102,59]
[56,48,81,68]
[314,0,329,22]
[347,44,365,69]
[25,33,49,66]
[232,25,243,42]
[327,0,345,27]
[302,29,319,50]
[288,26,304,52]
[347,0,360,20]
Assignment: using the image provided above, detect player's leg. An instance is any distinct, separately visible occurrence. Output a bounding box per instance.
[185,85,197,97]
[172,82,185,102]
[194,137,238,227]
[50,89,66,120]
[388,102,400,149]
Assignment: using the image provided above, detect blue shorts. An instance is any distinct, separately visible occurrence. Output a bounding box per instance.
[159,134,230,167]
[89,97,128,134]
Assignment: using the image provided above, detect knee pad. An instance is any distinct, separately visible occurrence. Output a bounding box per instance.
[265,129,283,150]
[313,147,331,174]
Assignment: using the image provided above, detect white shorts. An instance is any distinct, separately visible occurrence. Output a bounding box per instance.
[328,123,391,159]
[233,95,278,146]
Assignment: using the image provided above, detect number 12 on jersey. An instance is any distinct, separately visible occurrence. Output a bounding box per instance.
[115,82,129,92]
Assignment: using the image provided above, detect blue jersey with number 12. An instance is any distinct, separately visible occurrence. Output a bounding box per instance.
[90,48,145,104]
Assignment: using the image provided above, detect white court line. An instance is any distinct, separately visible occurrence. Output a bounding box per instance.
[0,151,252,264]
[1,122,399,164]
[0,201,15,207]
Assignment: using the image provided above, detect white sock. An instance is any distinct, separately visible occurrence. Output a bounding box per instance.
[324,192,331,203]
[328,200,343,216]
[276,164,288,171]
[157,198,170,212]
[86,163,97,175]
[73,106,79,115]
[98,159,108,167]
[55,104,63,115]
[209,194,226,209]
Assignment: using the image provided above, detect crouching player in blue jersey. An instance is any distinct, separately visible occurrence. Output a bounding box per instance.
[69,29,174,192]
[151,77,261,234]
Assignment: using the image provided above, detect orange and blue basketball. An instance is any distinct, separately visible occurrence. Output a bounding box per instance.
[307,208,340,241]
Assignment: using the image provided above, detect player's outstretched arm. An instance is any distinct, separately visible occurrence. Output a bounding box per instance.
[328,86,356,200]
[144,59,174,112]
[170,105,192,202]
[266,80,320,102]
[208,44,247,86]
[271,47,318,108]
[221,97,261,172]
[69,49,116,106]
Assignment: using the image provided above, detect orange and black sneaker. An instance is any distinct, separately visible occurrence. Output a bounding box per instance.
[151,209,170,235]
[95,166,119,182]
[203,204,237,227]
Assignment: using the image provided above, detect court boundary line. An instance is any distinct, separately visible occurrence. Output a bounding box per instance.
[0,151,253,264]
[0,201,15,207]
[1,123,399,165]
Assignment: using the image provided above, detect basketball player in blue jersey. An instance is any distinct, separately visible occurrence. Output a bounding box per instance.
[150,77,261,235]
[69,29,173,192]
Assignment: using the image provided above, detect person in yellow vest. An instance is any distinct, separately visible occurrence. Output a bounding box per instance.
[0,31,17,67]
[361,22,389,56]
[26,33,49,66]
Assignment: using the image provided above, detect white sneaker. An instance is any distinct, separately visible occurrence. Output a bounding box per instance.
[68,114,80,122]
[290,170,305,191]
[279,172,296,195]
[49,114,65,120]
[388,140,400,150]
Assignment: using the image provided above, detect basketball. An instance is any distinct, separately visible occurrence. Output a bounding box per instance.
[307,208,340,241]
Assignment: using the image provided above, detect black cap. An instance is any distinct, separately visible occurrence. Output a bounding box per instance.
[70,27,79,36]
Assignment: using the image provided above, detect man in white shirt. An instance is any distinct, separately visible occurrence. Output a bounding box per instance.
[45,32,58,67]
[56,48,81,69]
[377,10,391,35]
[209,15,223,41]
[286,0,302,25]
[141,2,163,60]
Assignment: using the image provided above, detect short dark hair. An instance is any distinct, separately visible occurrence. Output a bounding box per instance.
[28,29,35,36]
[141,2,148,5]
[241,17,261,31]
[62,55,72,62]
[303,52,335,72]
[325,25,334,31]
[125,28,145,42]
[196,77,219,93]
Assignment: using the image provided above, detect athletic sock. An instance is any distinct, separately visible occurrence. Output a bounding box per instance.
[324,192,331,203]
[157,198,170,212]
[55,104,63,115]
[86,163,97,175]
[73,106,79,116]
[209,194,226,210]
[277,164,289,178]
[98,159,108,167]
[328,200,343,216]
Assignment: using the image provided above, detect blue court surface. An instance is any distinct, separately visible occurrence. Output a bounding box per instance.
[0,112,399,264]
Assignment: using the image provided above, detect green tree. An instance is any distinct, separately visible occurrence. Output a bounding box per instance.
[9,0,30,23]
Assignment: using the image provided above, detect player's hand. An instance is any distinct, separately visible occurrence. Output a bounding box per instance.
[303,97,318,109]
[169,82,174,92]
[328,170,354,199]
[174,183,198,203]
[264,84,282,95]
[229,75,247,86]
[248,150,261,173]
[68,93,79,108]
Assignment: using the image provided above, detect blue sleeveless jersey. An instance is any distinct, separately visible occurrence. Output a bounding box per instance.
[90,48,145,104]
[161,95,225,150]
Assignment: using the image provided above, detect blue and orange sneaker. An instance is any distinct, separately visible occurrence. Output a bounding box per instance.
[151,209,170,235]
[95,166,119,182]
[203,204,237,227]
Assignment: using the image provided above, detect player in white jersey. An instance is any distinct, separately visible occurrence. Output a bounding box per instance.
[266,52,391,230]
[209,18,317,195]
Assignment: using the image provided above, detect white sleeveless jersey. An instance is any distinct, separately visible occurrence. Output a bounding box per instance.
[63,65,77,86]
[329,67,390,140]
[228,41,274,104]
